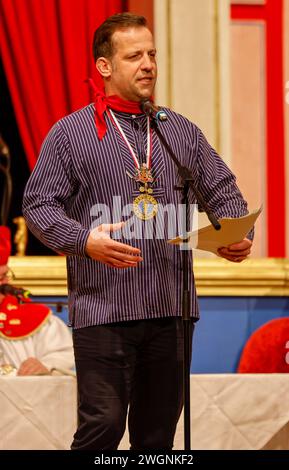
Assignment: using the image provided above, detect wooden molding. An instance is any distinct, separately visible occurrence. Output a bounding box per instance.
[9,256,289,297]
[9,256,67,296]
[193,257,289,296]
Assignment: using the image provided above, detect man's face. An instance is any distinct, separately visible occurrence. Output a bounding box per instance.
[0,264,8,303]
[97,26,157,102]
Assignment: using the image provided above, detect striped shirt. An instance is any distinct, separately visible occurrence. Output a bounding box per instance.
[22,104,249,328]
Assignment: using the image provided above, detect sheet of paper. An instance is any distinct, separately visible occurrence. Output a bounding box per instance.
[168,207,262,255]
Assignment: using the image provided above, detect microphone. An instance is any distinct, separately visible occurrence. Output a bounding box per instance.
[140,100,168,121]
[0,284,30,298]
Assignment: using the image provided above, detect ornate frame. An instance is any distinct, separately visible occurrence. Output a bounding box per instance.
[9,256,289,297]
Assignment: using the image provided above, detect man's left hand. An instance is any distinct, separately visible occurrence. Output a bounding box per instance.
[217,238,252,263]
[17,357,50,376]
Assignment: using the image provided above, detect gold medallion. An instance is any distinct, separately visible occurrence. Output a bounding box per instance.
[133,193,158,220]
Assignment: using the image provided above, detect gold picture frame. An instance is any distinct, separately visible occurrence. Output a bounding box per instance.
[9,256,289,297]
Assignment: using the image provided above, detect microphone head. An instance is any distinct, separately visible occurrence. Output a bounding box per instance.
[140,99,151,114]
[140,100,168,121]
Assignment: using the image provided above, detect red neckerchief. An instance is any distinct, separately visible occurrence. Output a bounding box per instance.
[87,80,143,140]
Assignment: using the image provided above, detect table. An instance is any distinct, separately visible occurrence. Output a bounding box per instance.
[0,376,77,450]
[119,374,289,450]
[1,374,289,450]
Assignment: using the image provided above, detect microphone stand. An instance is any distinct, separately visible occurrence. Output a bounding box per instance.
[150,117,221,451]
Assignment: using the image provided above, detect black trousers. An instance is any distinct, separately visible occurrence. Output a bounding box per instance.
[71,317,194,450]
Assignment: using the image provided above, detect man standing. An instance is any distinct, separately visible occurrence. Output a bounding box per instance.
[23,13,252,450]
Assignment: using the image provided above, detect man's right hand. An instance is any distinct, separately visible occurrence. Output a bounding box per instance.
[85,222,143,269]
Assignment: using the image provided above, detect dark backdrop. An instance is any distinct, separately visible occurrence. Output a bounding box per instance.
[0,56,54,255]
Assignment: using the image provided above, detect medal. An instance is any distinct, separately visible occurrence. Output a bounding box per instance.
[133,193,158,220]
[133,164,157,220]
[110,110,158,220]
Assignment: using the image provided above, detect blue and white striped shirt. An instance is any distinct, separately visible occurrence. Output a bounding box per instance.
[23,104,248,328]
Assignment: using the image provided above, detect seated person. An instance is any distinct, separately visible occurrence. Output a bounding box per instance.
[0,226,74,375]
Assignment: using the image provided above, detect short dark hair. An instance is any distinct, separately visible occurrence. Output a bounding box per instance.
[92,12,147,61]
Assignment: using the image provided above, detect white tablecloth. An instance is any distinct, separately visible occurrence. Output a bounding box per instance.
[1,374,289,450]
[0,376,77,450]
[119,374,289,450]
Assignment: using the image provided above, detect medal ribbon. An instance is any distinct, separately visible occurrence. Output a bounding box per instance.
[109,110,152,170]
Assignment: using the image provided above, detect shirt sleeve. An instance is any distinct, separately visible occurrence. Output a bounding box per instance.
[22,122,90,256]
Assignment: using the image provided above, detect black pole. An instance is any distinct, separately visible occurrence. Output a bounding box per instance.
[150,119,221,451]
[181,182,192,450]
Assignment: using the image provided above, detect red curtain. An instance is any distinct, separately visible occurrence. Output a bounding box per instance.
[0,0,124,170]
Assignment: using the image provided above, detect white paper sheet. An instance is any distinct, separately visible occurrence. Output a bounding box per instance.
[169,207,262,255]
